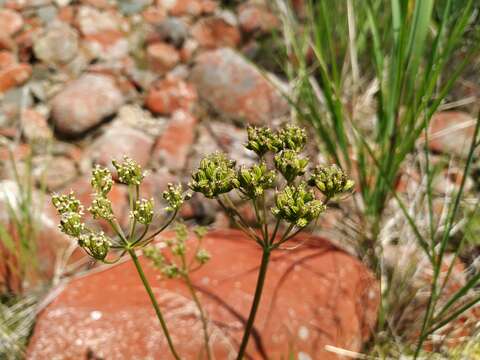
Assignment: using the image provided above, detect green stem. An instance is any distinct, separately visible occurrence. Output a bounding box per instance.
[128,249,181,360]
[236,248,271,360]
[184,273,212,360]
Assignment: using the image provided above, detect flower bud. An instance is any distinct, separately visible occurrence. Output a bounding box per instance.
[271,183,325,228]
[91,165,113,195]
[308,164,354,198]
[132,198,154,225]
[88,196,115,221]
[52,191,83,215]
[237,162,276,198]
[193,226,208,239]
[169,222,187,256]
[162,264,180,279]
[163,183,189,212]
[112,157,144,185]
[274,150,308,183]
[78,232,111,261]
[195,248,211,264]
[143,246,166,268]
[189,152,240,198]
[59,212,85,237]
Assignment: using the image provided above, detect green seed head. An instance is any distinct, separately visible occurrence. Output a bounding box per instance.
[78,232,111,261]
[91,165,113,196]
[274,149,308,183]
[237,162,276,198]
[276,124,307,152]
[132,198,154,225]
[271,183,326,227]
[112,157,145,185]
[308,164,354,198]
[88,196,115,221]
[189,152,240,199]
[52,191,83,215]
[58,212,85,237]
[245,126,278,156]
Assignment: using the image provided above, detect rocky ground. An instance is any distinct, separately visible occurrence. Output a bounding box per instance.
[0,0,296,273]
[0,0,479,358]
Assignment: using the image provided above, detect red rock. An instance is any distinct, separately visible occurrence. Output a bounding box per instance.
[21,108,52,142]
[191,16,241,49]
[87,125,154,169]
[0,9,23,36]
[0,143,30,163]
[153,110,197,171]
[57,6,76,24]
[146,42,180,74]
[0,62,31,93]
[0,34,15,51]
[168,0,202,17]
[428,111,476,159]
[27,229,379,359]
[83,29,129,60]
[190,48,289,125]
[15,27,39,62]
[142,6,167,24]
[0,50,15,68]
[51,74,125,136]
[36,156,78,191]
[145,77,197,115]
[76,6,121,36]
[237,3,279,34]
[0,127,17,138]
[201,0,217,14]
[81,0,112,9]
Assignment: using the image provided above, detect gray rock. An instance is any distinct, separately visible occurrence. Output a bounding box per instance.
[155,17,188,48]
[51,74,124,136]
[33,22,79,65]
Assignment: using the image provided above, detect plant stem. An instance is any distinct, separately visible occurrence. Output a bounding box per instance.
[128,249,181,360]
[184,273,212,360]
[236,248,271,360]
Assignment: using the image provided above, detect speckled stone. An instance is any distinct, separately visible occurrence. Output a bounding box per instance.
[27,230,379,359]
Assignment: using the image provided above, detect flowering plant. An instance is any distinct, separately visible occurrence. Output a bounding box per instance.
[52,157,189,360]
[144,223,211,359]
[190,124,353,359]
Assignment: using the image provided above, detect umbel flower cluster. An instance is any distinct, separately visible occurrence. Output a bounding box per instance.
[190,124,354,238]
[190,124,354,360]
[144,223,211,279]
[52,157,189,262]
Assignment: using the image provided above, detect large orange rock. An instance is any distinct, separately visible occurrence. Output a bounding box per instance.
[190,48,289,125]
[27,229,378,359]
